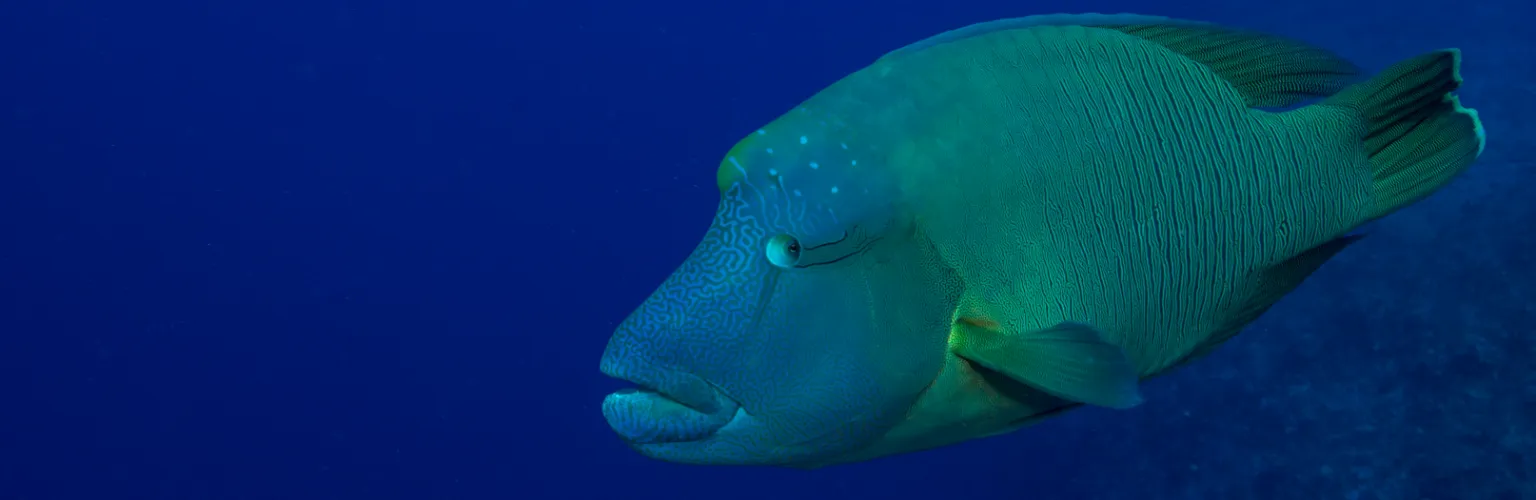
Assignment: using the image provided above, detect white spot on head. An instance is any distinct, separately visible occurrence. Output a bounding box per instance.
[756,129,766,135]
[809,162,819,169]
[851,160,858,166]
[766,148,774,154]
[831,186,840,194]
[799,136,808,145]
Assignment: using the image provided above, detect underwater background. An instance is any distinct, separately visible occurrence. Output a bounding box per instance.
[2,0,1532,498]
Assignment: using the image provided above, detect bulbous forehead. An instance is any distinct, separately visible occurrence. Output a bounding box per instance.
[714,105,903,243]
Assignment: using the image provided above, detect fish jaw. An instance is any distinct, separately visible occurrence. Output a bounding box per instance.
[599,354,741,445]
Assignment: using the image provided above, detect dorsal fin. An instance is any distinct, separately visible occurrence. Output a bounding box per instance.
[879,13,1361,109]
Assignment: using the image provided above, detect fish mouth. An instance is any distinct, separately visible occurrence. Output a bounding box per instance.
[599,362,742,445]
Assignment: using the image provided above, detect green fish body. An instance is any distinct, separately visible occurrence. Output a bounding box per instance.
[600,13,1486,468]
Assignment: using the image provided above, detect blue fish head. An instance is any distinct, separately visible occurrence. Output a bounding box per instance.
[599,129,959,466]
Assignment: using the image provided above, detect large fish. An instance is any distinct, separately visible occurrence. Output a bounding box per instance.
[597,13,1486,468]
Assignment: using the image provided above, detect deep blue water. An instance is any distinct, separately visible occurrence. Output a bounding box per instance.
[3,0,1532,499]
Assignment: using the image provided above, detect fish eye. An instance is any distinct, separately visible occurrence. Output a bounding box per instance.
[765,234,801,268]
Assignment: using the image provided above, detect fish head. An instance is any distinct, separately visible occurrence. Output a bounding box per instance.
[599,123,959,466]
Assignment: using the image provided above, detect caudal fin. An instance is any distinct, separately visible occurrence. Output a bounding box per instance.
[1324,49,1487,221]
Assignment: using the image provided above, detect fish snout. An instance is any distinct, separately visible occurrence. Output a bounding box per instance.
[599,354,741,444]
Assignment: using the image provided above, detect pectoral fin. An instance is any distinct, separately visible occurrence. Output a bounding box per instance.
[954,319,1144,409]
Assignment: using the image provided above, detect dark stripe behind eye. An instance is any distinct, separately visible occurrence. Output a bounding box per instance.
[804,230,851,251]
[799,236,882,269]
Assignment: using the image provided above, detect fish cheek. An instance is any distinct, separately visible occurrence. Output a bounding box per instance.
[812,233,962,448]
[770,272,917,451]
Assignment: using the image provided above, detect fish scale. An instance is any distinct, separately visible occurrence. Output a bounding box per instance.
[874,25,1370,376]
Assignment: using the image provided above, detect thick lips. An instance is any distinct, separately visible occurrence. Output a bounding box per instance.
[599,363,740,444]
[602,389,733,444]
